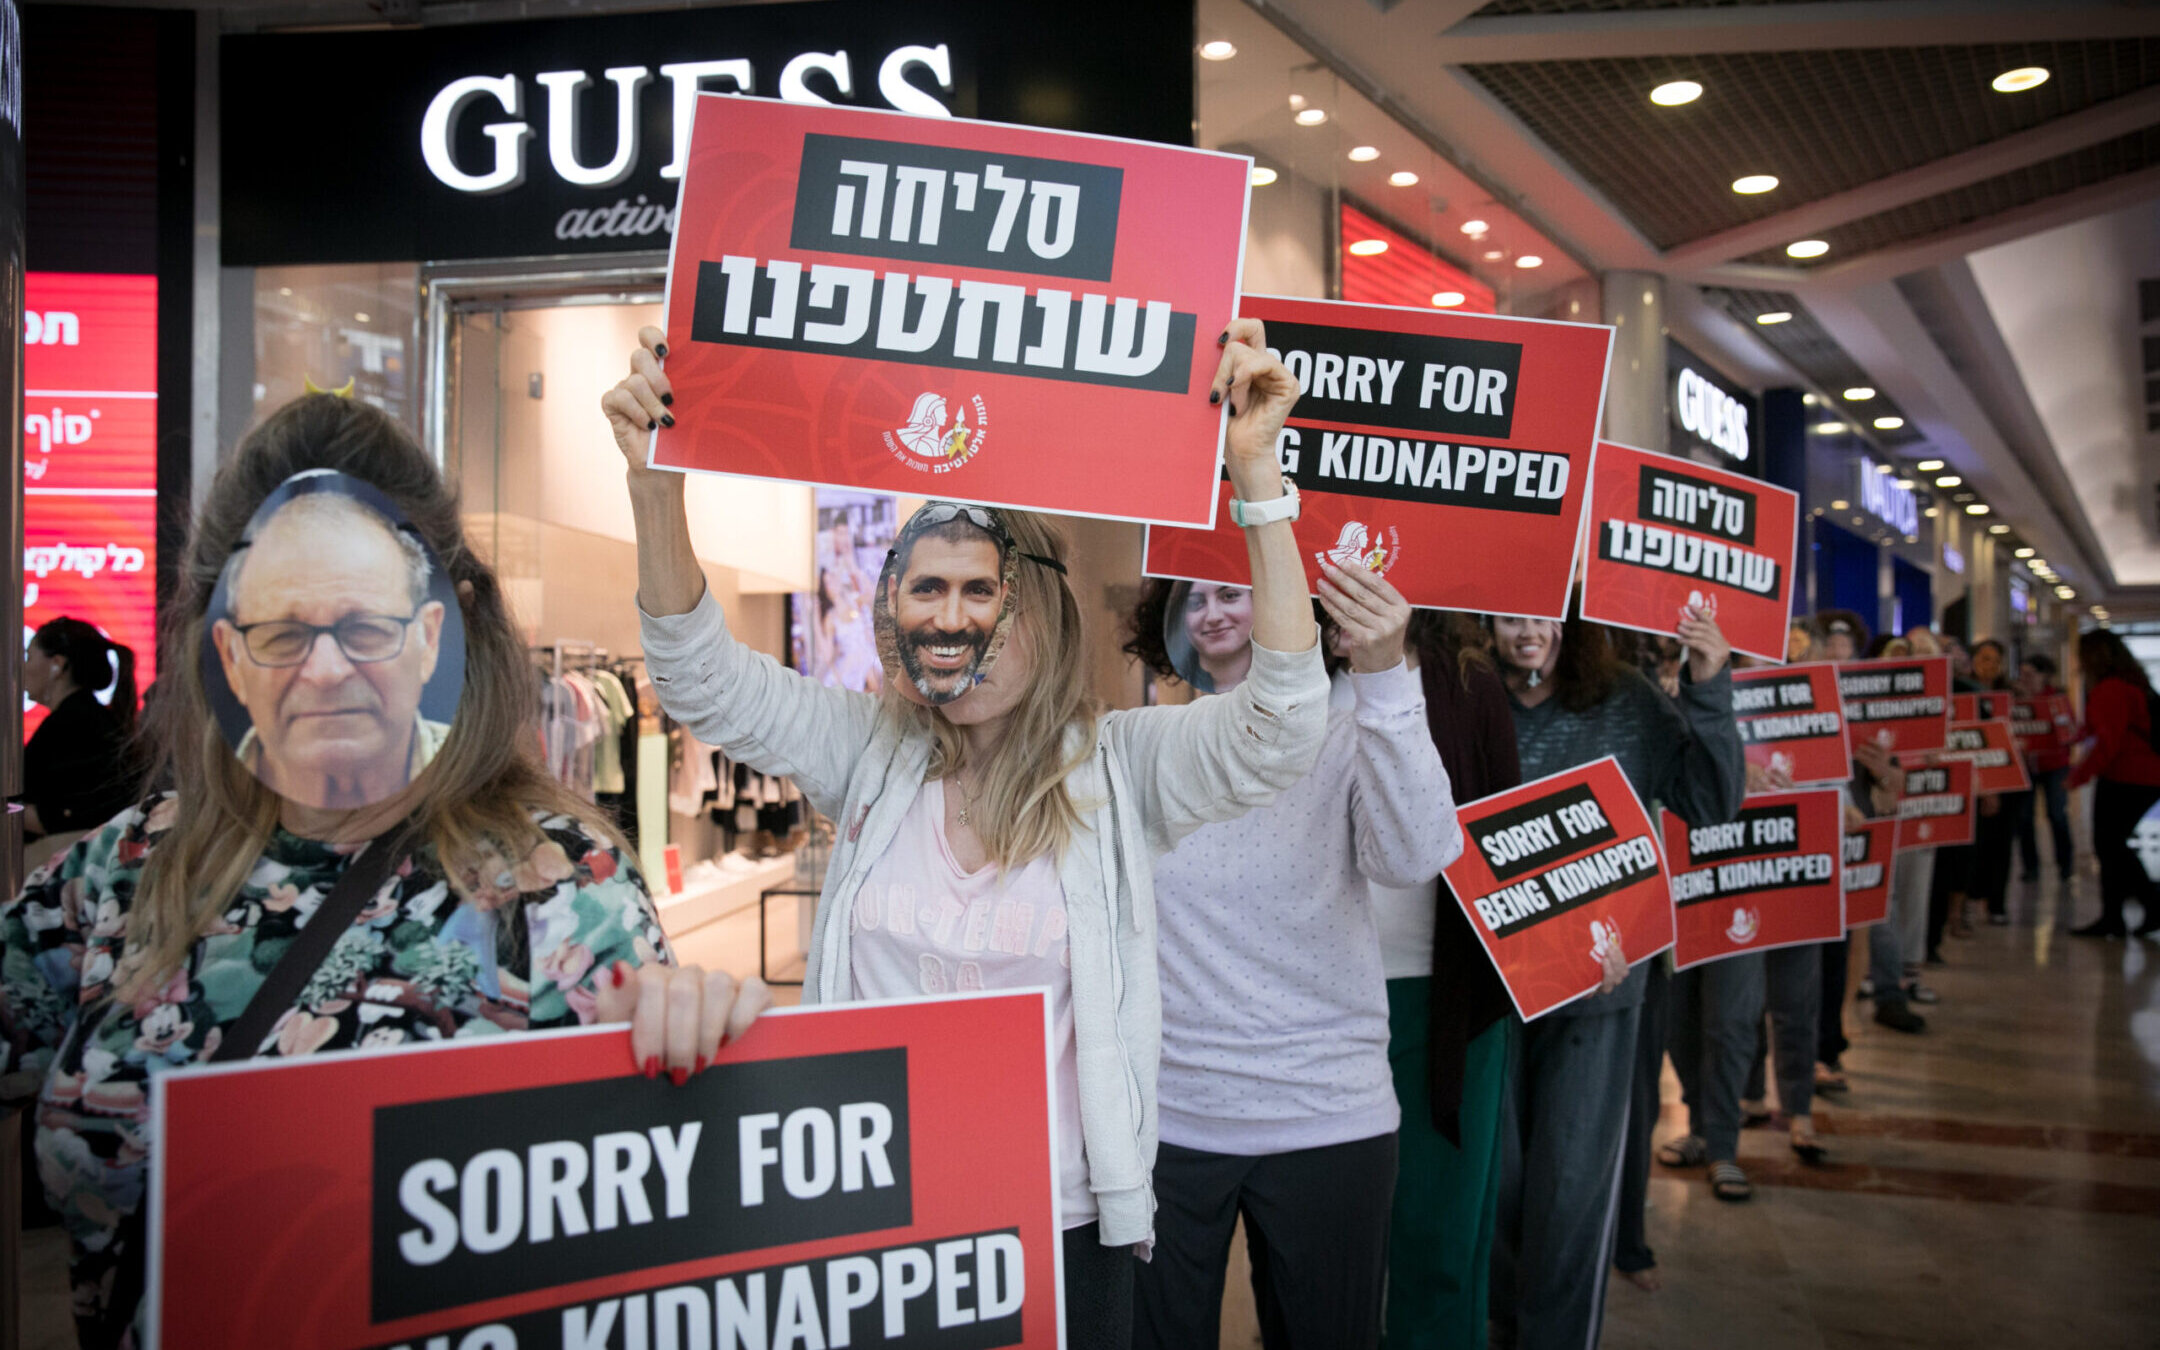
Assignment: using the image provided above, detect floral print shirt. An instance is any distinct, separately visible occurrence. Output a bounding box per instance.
[0,796,669,1348]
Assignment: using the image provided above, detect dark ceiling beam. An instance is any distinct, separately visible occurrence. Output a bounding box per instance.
[1661,86,2160,271]
[1433,0,2160,62]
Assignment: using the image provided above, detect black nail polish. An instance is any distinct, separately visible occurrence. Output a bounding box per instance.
[1227,403,1238,418]
[655,343,669,359]
[660,392,674,406]
[661,413,676,427]
[647,419,657,431]
[1209,390,1221,405]
[1217,330,1229,345]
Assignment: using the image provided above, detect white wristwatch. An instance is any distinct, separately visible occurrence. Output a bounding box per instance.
[1229,478,1300,527]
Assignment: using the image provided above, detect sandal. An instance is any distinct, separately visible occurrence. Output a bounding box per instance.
[1709,1160,1753,1201]
[1740,1100,1774,1128]
[1789,1115,1828,1165]
[1656,1135,1708,1168]
[1814,1062,1849,1094]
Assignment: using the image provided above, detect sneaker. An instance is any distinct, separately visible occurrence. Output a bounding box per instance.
[1874,1003,1927,1033]
[1907,982,1939,1004]
[1857,977,1876,1000]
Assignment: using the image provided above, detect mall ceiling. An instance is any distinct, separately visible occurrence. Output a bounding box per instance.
[1247,0,2160,616]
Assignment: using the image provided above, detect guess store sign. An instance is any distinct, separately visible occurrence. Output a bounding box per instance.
[221,0,1192,265]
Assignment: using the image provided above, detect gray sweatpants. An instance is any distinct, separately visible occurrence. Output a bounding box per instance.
[1492,1004,1638,1350]
[1870,848,1935,1006]
[1670,953,1766,1161]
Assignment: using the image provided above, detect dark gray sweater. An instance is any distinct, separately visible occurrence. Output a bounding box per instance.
[1510,664,1746,1017]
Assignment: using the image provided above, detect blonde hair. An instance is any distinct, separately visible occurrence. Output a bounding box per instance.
[890,509,1099,870]
[119,395,622,1002]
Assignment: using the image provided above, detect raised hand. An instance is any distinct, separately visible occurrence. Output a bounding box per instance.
[1318,560,1412,674]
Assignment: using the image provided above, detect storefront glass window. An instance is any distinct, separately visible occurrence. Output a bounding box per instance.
[252,263,422,435]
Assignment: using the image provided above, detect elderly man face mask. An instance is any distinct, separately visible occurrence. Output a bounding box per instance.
[206,471,461,810]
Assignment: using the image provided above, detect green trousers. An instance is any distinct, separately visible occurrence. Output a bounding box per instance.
[1383,977,1514,1350]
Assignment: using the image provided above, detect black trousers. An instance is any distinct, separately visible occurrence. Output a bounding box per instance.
[1065,1222,1136,1350]
[1971,799,2017,917]
[1817,933,1850,1067]
[2091,780,2160,929]
[1133,1133,1398,1350]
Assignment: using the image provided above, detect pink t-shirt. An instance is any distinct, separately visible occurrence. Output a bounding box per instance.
[849,778,1094,1229]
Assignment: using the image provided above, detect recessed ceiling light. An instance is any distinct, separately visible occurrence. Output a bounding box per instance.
[1917,459,1944,471]
[1347,145,1380,162]
[1989,524,2010,534]
[1389,170,1419,187]
[1294,107,1328,126]
[1787,239,1830,259]
[278,287,293,297]
[1924,506,1940,518]
[1813,421,1846,434]
[1199,40,1237,61]
[1802,392,1819,405]
[354,312,371,323]
[1483,249,1505,261]
[1874,416,1905,430]
[1347,239,1389,257]
[1966,503,1991,515]
[1288,94,1305,109]
[2057,586,2075,599]
[1936,475,1963,487]
[1756,311,1792,324]
[1993,66,2050,93]
[1895,479,1916,489]
[1874,462,1893,473]
[1249,166,1278,187]
[1651,80,1703,107]
[1515,255,1543,269]
[1830,500,1850,511]
[1843,386,1876,401]
[1460,219,1489,235]
[1732,175,1779,195]
[2015,547,2035,558]
[1432,291,1466,308]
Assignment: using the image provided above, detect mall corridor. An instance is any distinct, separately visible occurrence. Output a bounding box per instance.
[1601,873,2160,1350]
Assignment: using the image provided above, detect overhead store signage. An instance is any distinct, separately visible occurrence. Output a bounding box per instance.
[1857,456,1918,536]
[149,993,1060,1349]
[1663,790,1845,969]
[648,95,1249,526]
[22,272,159,738]
[1937,719,2033,794]
[1666,340,1757,465]
[1443,756,1673,1021]
[1731,662,1852,786]
[1578,440,1799,663]
[1895,759,1976,851]
[1843,818,1896,927]
[1837,656,1951,755]
[219,0,1193,264]
[1143,295,1612,614]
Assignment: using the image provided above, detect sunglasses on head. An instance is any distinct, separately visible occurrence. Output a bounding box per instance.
[893,501,1068,575]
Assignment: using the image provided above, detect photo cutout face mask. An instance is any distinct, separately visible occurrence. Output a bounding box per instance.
[873,502,1021,706]
[202,470,466,811]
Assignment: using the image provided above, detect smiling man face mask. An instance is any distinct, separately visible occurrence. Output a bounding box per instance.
[204,470,464,809]
[872,501,1038,707]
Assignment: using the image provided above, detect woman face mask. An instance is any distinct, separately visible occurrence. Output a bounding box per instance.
[203,470,466,810]
[873,502,1022,707]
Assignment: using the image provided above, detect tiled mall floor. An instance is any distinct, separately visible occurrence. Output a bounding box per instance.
[18,875,2160,1349]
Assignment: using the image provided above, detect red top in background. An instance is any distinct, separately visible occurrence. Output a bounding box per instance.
[2069,676,2160,789]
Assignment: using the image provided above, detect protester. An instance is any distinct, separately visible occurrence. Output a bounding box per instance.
[2067,629,2160,937]
[1964,639,2017,927]
[20,616,140,844]
[1787,619,1816,664]
[2017,653,2075,884]
[1486,603,1744,1350]
[0,394,752,1350]
[604,320,1328,1350]
[1815,610,1868,662]
[1366,611,1522,1346]
[1121,569,1458,1350]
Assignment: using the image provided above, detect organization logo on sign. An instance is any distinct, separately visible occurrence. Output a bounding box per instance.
[1725,906,1762,944]
[884,391,988,473]
[1317,520,1401,577]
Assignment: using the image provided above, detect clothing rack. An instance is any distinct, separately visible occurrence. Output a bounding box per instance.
[535,638,604,680]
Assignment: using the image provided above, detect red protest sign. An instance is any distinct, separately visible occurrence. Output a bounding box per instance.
[1664,789,1846,969]
[1732,662,1851,786]
[2012,694,2074,756]
[1938,720,2033,793]
[1578,440,1799,662]
[1837,656,1951,756]
[1843,817,1897,927]
[1895,758,1977,851]
[1951,691,2013,724]
[1442,756,1673,1021]
[1142,295,1611,616]
[649,95,1251,527]
[150,993,1061,1350]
